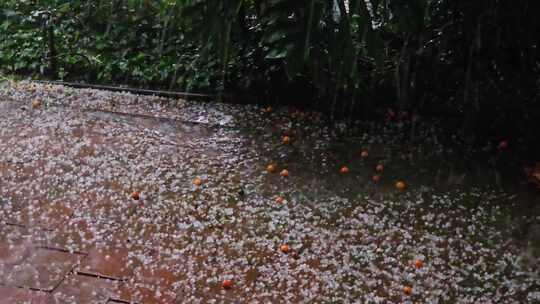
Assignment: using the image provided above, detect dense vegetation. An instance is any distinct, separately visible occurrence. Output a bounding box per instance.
[1,1,539,153]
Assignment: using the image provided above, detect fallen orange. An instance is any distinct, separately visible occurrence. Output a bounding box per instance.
[266,164,276,173]
[280,169,289,177]
[340,166,350,174]
[282,136,291,145]
[360,149,369,158]
[131,191,140,200]
[403,286,412,295]
[222,279,234,289]
[395,181,406,190]
[193,177,203,186]
[279,244,290,253]
[372,175,381,182]
[32,99,41,109]
[275,196,284,204]
[413,259,423,268]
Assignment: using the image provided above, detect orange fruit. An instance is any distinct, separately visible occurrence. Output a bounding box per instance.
[275,196,284,204]
[193,177,203,186]
[395,181,406,190]
[221,279,234,289]
[403,286,412,295]
[280,169,289,177]
[266,164,276,173]
[31,99,41,109]
[360,149,369,158]
[279,244,290,253]
[340,166,349,174]
[372,175,381,182]
[282,136,291,145]
[131,191,140,200]
[265,106,272,113]
[413,259,423,268]
[376,164,384,172]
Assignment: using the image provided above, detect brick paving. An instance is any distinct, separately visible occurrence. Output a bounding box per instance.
[0,210,179,304]
[0,98,197,303]
[2,82,540,303]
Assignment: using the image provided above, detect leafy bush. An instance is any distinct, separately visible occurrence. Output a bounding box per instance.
[0,0,220,92]
[1,0,539,152]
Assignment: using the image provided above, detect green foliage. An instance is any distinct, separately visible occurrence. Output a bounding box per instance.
[0,0,539,143]
[0,0,220,91]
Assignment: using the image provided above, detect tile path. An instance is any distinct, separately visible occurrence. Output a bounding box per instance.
[1,82,539,303]
[0,97,199,303]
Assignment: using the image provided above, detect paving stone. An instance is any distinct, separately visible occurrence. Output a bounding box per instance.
[113,217,180,249]
[0,224,50,245]
[117,283,178,304]
[51,274,124,304]
[78,244,145,280]
[0,239,28,264]
[0,242,31,284]
[0,159,77,230]
[4,248,84,291]
[4,200,73,230]
[117,256,185,304]
[47,217,121,253]
[2,81,538,302]
[0,224,45,283]
[73,191,134,225]
[0,285,51,304]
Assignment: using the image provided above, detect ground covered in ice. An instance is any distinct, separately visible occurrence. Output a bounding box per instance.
[0,81,539,303]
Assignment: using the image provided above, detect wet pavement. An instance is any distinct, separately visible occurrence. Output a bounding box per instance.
[0,81,539,303]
